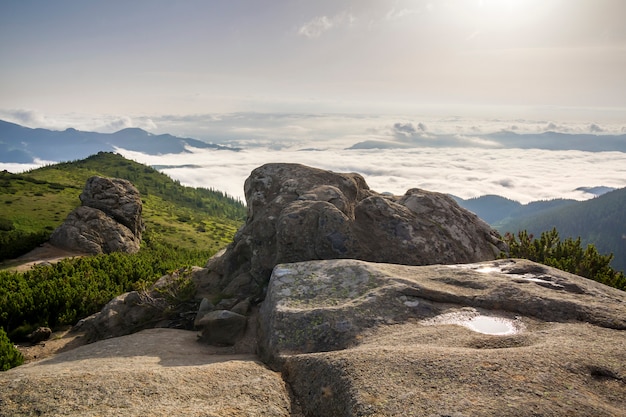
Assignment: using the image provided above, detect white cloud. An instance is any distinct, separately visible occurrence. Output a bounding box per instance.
[386,8,419,20]
[298,11,355,38]
[109,146,626,205]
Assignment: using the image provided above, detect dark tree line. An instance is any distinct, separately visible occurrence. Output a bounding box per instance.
[504,227,625,290]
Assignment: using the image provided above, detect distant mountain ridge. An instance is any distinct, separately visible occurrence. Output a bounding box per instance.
[0,120,239,163]
[453,188,626,273]
[348,130,626,151]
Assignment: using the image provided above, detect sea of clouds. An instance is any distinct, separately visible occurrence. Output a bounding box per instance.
[2,110,625,204]
[114,145,626,205]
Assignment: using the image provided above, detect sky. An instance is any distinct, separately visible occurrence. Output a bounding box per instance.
[1,0,626,203]
[1,0,625,118]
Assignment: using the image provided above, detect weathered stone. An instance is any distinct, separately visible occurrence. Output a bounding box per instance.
[73,291,164,343]
[207,163,506,299]
[193,298,214,328]
[49,176,144,254]
[0,329,293,417]
[25,327,52,344]
[231,298,251,316]
[50,206,140,254]
[258,258,626,416]
[197,310,247,346]
[79,176,144,237]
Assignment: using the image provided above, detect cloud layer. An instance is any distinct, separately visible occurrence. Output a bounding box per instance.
[2,111,624,205]
[109,146,626,205]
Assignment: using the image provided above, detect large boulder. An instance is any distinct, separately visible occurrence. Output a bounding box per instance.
[50,176,144,254]
[259,258,626,416]
[206,163,506,299]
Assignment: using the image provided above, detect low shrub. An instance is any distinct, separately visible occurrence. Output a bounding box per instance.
[0,327,24,371]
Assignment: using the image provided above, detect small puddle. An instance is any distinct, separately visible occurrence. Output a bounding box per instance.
[465,316,516,335]
[422,309,523,335]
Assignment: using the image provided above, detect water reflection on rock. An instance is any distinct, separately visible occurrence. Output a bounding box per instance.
[422,308,523,335]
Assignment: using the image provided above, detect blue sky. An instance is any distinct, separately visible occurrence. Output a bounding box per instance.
[2,0,625,119]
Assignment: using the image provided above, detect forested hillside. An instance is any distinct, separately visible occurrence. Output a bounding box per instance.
[496,188,626,273]
[451,194,577,225]
[0,152,246,260]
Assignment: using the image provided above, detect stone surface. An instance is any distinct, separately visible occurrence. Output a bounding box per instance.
[25,327,52,344]
[197,310,248,346]
[50,176,144,254]
[50,206,140,254]
[73,291,165,343]
[79,175,144,237]
[206,163,506,299]
[0,329,294,417]
[259,258,626,416]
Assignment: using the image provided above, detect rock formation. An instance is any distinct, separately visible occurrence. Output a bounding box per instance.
[205,163,507,299]
[258,258,626,416]
[76,163,507,345]
[2,259,624,416]
[50,176,144,254]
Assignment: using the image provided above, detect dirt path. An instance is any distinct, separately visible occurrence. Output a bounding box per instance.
[1,243,87,272]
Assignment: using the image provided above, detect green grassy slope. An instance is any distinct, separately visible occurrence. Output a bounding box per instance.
[0,152,246,256]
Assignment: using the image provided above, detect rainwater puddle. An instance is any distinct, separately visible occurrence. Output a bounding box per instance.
[422,309,523,335]
[465,316,516,335]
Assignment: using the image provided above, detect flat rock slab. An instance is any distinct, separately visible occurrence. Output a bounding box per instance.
[0,329,293,417]
[284,322,625,416]
[260,258,626,416]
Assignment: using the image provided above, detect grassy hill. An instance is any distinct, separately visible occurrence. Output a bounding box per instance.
[0,152,246,259]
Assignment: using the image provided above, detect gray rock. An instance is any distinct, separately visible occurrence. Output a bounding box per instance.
[50,206,140,254]
[258,258,626,416]
[207,163,506,299]
[50,176,144,254]
[231,298,251,315]
[73,291,165,343]
[26,327,52,344]
[197,310,247,346]
[193,298,214,328]
[0,329,293,417]
[79,176,144,237]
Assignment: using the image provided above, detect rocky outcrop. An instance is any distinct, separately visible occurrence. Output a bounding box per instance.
[0,329,294,417]
[205,163,506,299]
[3,259,624,416]
[71,164,507,346]
[79,175,144,237]
[259,258,626,416]
[50,176,144,254]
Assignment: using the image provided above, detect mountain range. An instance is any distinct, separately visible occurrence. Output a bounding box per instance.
[349,130,626,151]
[0,120,238,163]
[453,188,626,273]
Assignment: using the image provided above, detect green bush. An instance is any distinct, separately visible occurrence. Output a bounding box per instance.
[0,218,14,231]
[504,227,626,291]
[0,235,214,336]
[0,229,50,261]
[0,327,24,371]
